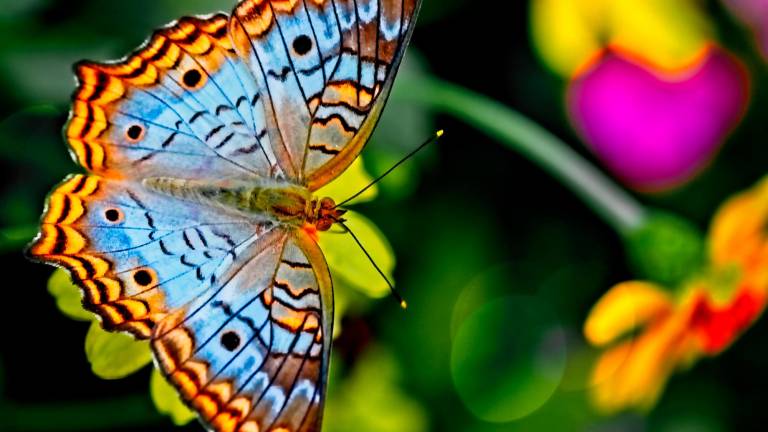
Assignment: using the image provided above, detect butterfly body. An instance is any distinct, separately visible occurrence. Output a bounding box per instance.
[143,177,345,230]
[28,1,420,431]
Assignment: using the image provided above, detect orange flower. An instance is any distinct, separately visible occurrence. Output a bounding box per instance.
[584,177,768,412]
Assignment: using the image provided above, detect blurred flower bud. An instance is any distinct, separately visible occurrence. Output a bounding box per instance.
[624,211,706,287]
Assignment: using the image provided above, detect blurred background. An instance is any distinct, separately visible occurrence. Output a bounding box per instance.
[2,0,768,431]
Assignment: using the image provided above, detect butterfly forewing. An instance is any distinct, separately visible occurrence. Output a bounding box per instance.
[68,14,281,180]
[230,0,421,188]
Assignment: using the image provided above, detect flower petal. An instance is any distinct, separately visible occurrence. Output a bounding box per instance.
[584,281,672,346]
[531,0,712,77]
[85,321,152,380]
[709,176,768,267]
[590,307,697,412]
[568,47,749,191]
[690,288,766,355]
[150,368,197,426]
[590,341,633,411]
[607,0,712,72]
[48,268,96,322]
[531,0,607,77]
[319,210,395,298]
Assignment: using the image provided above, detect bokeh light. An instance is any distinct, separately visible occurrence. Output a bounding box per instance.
[451,295,567,423]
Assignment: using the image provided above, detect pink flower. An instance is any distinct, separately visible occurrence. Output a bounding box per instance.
[567,46,750,191]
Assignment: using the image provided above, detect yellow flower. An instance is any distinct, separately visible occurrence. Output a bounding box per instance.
[46,157,396,425]
[530,0,713,77]
[584,177,768,413]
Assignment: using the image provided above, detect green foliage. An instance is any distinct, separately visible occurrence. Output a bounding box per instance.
[365,51,435,201]
[450,295,566,423]
[320,210,395,299]
[624,211,706,288]
[47,268,94,321]
[84,321,152,380]
[150,369,196,426]
[317,158,378,206]
[325,347,428,432]
[317,156,395,299]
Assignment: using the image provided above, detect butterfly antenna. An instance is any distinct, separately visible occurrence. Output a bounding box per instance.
[334,130,445,209]
[338,220,408,310]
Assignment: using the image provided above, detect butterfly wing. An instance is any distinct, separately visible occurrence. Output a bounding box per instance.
[27,174,269,337]
[68,14,284,180]
[152,227,332,432]
[229,0,422,189]
[31,14,288,337]
[32,3,419,430]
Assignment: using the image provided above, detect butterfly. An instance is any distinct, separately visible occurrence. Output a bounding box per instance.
[26,1,421,431]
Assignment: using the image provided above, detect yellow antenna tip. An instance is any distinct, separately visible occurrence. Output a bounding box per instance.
[436,130,445,138]
[400,300,408,310]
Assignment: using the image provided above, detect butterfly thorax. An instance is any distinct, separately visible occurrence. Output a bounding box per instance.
[143,177,345,231]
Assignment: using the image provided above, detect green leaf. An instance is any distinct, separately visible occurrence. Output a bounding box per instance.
[624,210,706,288]
[85,321,152,380]
[331,281,351,340]
[319,210,394,298]
[316,158,378,206]
[330,279,384,339]
[325,347,428,432]
[150,368,197,426]
[48,268,95,322]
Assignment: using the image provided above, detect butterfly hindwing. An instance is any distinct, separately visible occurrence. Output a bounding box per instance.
[27,174,268,338]
[68,14,281,180]
[152,228,332,432]
[230,0,421,188]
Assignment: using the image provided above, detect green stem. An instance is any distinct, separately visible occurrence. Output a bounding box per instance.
[396,76,647,235]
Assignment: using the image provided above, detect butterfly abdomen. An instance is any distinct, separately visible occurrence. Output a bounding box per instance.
[143,177,314,224]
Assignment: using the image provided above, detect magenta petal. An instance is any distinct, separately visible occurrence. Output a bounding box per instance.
[568,48,749,191]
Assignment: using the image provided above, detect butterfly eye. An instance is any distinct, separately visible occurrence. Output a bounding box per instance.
[133,268,156,287]
[292,35,313,55]
[104,208,123,223]
[126,124,144,142]
[182,69,204,89]
[221,331,241,351]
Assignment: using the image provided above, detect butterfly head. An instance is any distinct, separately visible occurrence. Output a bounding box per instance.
[312,197,346,231]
